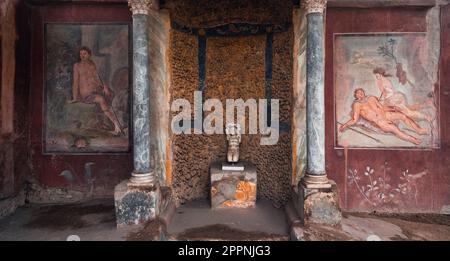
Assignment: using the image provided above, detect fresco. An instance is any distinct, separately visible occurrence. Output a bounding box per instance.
[334,33,438,149]
[44,24,130,153]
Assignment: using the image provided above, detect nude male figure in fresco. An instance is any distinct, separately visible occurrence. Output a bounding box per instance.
[339,88,428,145]
[68,46,122,135]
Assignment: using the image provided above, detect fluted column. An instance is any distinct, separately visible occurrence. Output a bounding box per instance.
[128,0,157,186]
[302,0,331,188]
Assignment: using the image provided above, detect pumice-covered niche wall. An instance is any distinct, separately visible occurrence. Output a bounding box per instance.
[166,0,294,207]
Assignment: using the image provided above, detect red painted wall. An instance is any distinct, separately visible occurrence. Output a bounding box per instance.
[29,4,132,193]
[325,7,450,212]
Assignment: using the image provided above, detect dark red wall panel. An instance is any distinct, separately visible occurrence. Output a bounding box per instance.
[325,7,450,212]
[29,4,132,192]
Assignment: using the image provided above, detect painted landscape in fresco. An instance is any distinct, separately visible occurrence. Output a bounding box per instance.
[334,33,439,149]
[45,24,130,153]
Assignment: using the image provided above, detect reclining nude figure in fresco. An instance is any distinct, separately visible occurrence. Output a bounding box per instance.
[225,123,242,163]
[68,46,123,136]
[339,88,428,145]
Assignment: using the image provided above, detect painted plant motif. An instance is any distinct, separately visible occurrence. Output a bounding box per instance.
[335,33,438,148]
[377,39,410,86]
[59,162,96,194]
[45,24,130,153]
[347,164,427,209]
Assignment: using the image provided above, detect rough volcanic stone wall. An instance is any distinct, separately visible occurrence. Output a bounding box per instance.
[166,0,292,28]
[170,30,202,203]
[169,0,293,207]
[170,30,198,110]
[273,31,293,125]
[205,36,265,102]
[268,30,293,204]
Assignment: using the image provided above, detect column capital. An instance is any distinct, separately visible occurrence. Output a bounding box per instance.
[128,0,158,15]
[301,0,327,14]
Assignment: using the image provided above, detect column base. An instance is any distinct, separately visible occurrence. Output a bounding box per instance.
[301,173,332,189]
[114,180,160,228]
[298,177,342,226]
[128,171,155,187]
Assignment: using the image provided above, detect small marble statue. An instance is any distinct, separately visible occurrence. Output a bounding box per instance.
[225,123,241,163]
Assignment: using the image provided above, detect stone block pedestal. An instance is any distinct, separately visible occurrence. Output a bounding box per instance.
[298,179,342,226]
[210,162,257,209]
[114,180,160,227]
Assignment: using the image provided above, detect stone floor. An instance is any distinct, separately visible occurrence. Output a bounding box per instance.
[293,213,450,241]
[0,198,128,241]
[0,197,449,241]
[165,199,289,240]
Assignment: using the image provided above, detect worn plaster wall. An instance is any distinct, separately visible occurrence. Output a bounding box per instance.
[1,0,32,196]
[0,0,31,216]
[1,0,17,199]
[168,0,293,206]
[438,3,450,214]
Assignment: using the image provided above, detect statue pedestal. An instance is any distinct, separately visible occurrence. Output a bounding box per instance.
[210,161,257,209]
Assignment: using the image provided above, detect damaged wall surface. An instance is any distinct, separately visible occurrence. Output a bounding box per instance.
[1,1,31,194]
[0,0,31,216]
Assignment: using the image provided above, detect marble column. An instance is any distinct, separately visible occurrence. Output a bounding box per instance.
[128,0,155,186]
[114,0,161,227]
[302,0,330,189]
[296,0,341,226]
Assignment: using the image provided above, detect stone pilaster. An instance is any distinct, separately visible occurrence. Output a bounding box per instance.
[297,0,342,226]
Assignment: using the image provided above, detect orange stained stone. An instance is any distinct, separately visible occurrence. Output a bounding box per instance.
[233,181,256,201]
[235,190,246,201]
[221,200,235,207]
[211,186,218,197]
